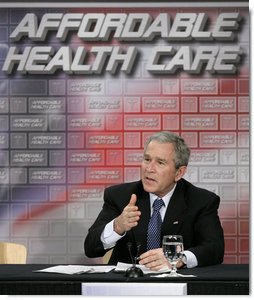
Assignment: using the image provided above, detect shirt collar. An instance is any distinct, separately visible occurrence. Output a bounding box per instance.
[149,183,177,208]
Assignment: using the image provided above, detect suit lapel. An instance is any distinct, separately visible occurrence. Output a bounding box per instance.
[162,180,188,235]
[132,187,150,252]
[137,190,151,228]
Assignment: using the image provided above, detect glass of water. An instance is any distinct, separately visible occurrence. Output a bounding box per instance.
[162,235,184,277]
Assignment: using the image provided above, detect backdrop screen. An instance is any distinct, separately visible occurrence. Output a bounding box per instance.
[0,1,249,264]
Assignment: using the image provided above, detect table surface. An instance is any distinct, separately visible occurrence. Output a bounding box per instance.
[0,263,249,283]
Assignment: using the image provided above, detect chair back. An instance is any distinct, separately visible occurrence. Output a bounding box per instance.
[102,249,113,264]
[0,242,27,264]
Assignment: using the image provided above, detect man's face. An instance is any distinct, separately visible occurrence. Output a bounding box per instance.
[141,140,186,197]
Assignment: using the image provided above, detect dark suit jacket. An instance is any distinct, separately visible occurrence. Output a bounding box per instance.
[84,178,224,267]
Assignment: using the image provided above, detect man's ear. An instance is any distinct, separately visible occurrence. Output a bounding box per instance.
[175,166,187,182]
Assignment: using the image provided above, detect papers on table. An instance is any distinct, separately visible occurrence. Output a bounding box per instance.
[34,262,195,276]
[151,273,196,278]
[115,263,196,277]
[115,262,171,274]
[34,265,115,275]
[33,263,170,275]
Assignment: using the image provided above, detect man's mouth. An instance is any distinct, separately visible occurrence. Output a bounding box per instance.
[145,176,156,183]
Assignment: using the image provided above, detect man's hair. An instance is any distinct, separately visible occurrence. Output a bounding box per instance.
[144,131,191,169]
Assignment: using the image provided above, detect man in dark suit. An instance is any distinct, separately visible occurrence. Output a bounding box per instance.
[84,131,224,270]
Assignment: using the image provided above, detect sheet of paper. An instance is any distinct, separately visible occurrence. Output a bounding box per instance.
[34,265,115,275]
[151,273,196,278]
[114,262,171,274]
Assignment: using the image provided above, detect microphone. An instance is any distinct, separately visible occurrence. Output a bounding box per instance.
[125,242,144,278]
[134,242,141,264]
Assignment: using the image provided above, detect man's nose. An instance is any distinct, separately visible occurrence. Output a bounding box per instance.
[146,161,155,172]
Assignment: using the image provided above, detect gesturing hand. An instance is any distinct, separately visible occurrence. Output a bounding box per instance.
[113,194,141,235]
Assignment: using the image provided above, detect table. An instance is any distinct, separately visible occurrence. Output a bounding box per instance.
[0,264,249,295]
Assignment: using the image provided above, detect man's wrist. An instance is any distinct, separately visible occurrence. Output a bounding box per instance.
[177,254,187,269]
[113,219,125,235]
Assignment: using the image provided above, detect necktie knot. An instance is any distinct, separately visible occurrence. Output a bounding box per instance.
[153,198,164,212]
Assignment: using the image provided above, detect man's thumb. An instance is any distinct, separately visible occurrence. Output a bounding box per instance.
[129,194,137,206]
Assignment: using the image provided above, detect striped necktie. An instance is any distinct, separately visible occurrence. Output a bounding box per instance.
[147,198,164,250]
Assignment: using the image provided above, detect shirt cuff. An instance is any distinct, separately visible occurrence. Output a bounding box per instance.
[101,219,125,249]
[183,250,198,268]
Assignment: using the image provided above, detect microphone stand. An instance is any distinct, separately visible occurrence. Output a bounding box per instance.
[125,242,144,278]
